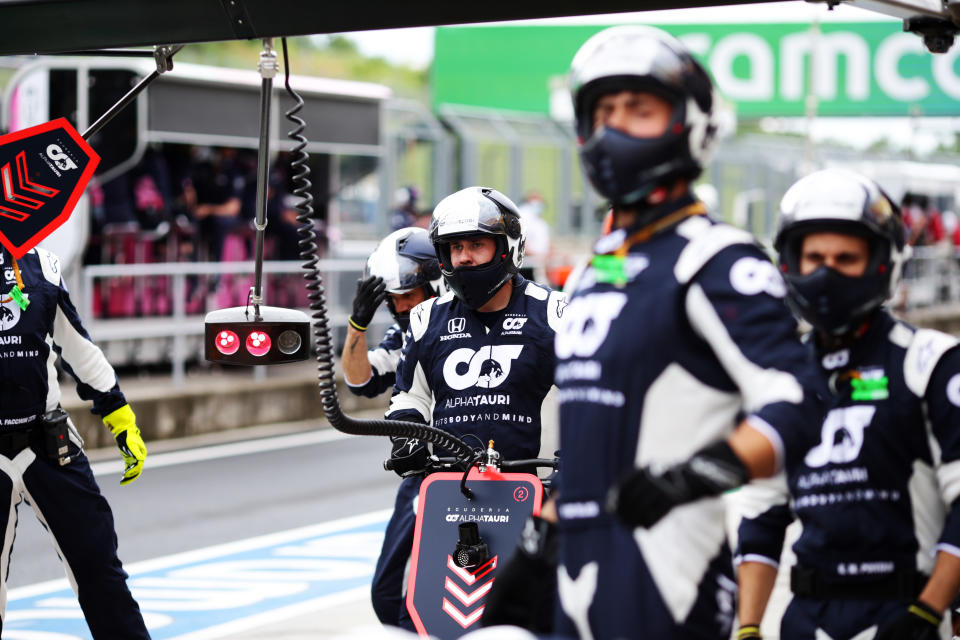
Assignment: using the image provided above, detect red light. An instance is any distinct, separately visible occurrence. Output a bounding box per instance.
[246,331,271,357]
[215,330,240,355]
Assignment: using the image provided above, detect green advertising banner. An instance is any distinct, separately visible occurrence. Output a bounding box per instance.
[433,23,960,118]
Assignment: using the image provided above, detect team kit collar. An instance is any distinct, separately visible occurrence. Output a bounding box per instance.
[591,196,707,286]
[816,309,889,372]
[817,311,892,402]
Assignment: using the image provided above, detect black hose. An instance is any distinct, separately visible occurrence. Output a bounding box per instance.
[280,38,474,461]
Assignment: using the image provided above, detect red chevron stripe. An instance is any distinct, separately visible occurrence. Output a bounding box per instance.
[17,152,58,197]
[444,575,493,607]
[0,203,29,221]
[2,162,44,209]
[446,555,498,584]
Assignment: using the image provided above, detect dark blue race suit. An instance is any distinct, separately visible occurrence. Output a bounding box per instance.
[734,310,960,639]
[0,247,149,639]
[554,209,825,640]
[372,276,566,628]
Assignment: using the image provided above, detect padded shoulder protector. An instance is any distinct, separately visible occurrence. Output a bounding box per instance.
[674,217,758,285]
[523,281,548,301]
[408,297,438,342]
[33,247,62,286]
[546,290,567,332]
[904,328,959,397]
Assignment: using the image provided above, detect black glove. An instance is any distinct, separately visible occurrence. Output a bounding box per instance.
[388,437,428,477]
[482,515,557,632]
[607,440,749,528]
[736,625,762,639]
[349,276,386,331]
[876,601,942,640]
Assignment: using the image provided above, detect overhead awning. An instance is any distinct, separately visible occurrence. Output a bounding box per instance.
[3,58,390,155]
[145,62,389,154]
[0,0,787,56]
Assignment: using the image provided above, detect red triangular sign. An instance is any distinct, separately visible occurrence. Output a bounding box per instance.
[0,118,99,259]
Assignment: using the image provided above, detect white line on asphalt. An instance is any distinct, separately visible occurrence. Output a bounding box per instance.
[88,428,355,477]
[8,508,393,600]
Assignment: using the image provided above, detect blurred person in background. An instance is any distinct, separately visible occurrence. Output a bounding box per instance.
[734,170,960,640]
[0,244,149,638]
[903,193,931,247]
[184,146,246,262]
[265,160,303,261]
[131,147,174,234]
[517,192,551,282]
[389,186,420,231]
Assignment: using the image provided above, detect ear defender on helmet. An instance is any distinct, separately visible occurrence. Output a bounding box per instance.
[366,227,444,330]
[774,169,907,337]
[569,25,721,208]
[429,187,525,310]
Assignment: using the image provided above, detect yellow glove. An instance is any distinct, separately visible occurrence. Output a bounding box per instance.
[103,404,147,485]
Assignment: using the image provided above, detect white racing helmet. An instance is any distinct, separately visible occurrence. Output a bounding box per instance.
[429,187,524,310]
[366,227,444,329]
[570,25,720,209]
[775,169,908,336]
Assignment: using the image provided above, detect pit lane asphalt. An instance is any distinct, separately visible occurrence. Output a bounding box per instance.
[6,415,399,590]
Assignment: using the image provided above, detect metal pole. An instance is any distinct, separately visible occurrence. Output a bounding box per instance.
[251,38,277,319]
[81,45,181,140]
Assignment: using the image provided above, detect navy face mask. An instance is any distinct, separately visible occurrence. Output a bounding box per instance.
[785,265,887,337]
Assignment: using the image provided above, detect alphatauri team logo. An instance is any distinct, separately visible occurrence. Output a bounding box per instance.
[804,406,876,468]
[442,345,524,390]
[0,295,21,331]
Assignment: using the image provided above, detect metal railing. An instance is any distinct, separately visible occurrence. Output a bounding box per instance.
[75,245,960,386]
[898,244,960,310]
[80,258,370,386]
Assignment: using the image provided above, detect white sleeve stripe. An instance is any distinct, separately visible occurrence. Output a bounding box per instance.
[388,362,432,423]
[44,337,62,412]
[935,543,960,559]
[368,347,400,376]
[52,304,116,392]
[685,283,804,413]
[745,415,785,474]
[733,553,780,569]
[938,459,960,505]
[903,329,958,397]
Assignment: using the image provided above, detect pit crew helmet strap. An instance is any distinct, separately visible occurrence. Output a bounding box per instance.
[570,25,720,208]
[430,187,524,310]
[774,168,908,336]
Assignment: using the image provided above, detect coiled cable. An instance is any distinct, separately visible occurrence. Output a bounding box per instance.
[280,38,474,460]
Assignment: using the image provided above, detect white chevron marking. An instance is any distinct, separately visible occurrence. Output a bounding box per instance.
[442,598,484,628]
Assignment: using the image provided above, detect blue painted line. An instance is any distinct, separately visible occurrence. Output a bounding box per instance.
[5,510,391,640]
